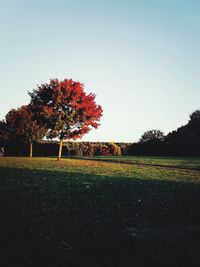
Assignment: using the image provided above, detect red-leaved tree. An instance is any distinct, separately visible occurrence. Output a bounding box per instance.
[29,79,103,160]
[5,105,47,158]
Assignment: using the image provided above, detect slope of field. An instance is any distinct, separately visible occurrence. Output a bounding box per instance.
[0,157,200,267]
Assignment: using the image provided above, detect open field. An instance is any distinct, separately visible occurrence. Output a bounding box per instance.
[1,157,200,266]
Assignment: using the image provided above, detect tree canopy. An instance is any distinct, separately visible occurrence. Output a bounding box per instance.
[139,129,165,143]
[5,105,47,157]
[189,109,200,126]
[29,79,103,159]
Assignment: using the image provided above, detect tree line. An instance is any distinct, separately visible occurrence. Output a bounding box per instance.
[129,109,200,156]
[1,108,199,157]
[0,77,199,158]
[3,141,127,157]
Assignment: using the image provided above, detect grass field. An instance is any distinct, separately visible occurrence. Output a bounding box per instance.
[1,157,200,266]
[89,156,200,170]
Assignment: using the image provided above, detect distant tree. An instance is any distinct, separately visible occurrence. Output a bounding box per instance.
[108,142,121,156]
[87,144,94,156]
[118,143,132,155]
[139,130,165,143]
[5,105,47,158]
[189,109,200,126]
[29,79,103,160]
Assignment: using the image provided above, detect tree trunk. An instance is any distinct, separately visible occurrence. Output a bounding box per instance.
[30,142,33,159]
[58,139,63,160]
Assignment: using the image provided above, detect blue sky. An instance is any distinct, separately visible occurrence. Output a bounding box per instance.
[0,0,199,142]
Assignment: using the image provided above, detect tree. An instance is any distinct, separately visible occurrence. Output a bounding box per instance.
[29,79,103,160]
[139,129,165,143]
[5,105,47,158]
[108,142,121,156]
[189,109,200,126]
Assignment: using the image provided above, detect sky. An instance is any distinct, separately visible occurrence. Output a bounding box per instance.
[0,0,199,142]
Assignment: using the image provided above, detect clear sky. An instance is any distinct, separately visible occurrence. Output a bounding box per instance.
[0,0,199,142]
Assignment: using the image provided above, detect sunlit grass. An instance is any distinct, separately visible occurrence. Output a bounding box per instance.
[92,155,200,170]
[0,156,200,183]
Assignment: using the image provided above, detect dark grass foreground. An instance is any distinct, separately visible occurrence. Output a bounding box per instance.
[0,158,200,266]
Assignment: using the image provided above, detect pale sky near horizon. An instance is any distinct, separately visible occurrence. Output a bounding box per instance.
[0,0,199,142]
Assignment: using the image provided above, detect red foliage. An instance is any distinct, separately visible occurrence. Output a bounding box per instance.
[29,79,103,140]
[5,105,47,143]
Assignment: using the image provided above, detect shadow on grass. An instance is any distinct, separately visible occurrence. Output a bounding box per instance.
[1,167,200,266]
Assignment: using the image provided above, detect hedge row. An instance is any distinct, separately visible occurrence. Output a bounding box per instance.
[4,141,131,157]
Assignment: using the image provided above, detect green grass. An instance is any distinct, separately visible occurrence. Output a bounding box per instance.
[91,155,200,170]
[0,157,200,266]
